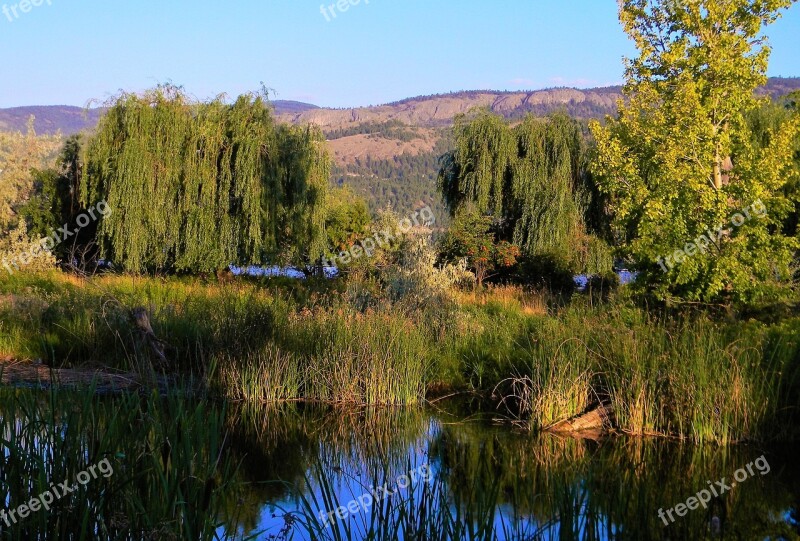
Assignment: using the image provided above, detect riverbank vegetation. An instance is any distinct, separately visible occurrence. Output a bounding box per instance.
[0,0,799,448]
[1,270,799,444]
[0,386,237,539]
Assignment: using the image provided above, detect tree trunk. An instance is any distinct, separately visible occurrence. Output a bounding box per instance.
[713,159,723,190]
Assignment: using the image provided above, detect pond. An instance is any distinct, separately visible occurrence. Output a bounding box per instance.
[0,389,797,540]
[216,401,800,540]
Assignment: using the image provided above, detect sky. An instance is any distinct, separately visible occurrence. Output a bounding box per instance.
[1,0,799,109]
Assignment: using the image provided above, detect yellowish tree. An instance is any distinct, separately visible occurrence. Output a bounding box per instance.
[591,0,800,305]
[0,118,62,271]
[0,118,61,232]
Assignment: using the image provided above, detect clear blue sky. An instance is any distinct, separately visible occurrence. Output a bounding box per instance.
[2,0,799,108]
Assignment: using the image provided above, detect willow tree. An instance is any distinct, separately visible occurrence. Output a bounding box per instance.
[510,113,585,257]
[268,124,330,266]
[438,110,515,219]
[81,86,329,273]
[438,110,610,274]
[591,0,800,305]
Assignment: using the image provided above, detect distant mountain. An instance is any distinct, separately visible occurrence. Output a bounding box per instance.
[272,100,319,115]
[279,77,800,129]
[0,100,320,136]
[3,78,798,215]
[758,77,800,99]
[277,87,624,129]
[0,106,105,136]
[3,78,798,136]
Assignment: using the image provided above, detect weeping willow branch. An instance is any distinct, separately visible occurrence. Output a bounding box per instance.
[438,110,610,273]
[81,86,330,274]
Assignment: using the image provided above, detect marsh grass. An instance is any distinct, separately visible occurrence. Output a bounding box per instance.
[2,272,799,440]
[503,303,800,443]
[213,346,301,402]
[212,306,429,404]
[0,385,244,540]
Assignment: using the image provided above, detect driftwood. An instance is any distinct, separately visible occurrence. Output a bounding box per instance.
[131,307,169,370]
[0,358,149,392]
[546,402,614,440]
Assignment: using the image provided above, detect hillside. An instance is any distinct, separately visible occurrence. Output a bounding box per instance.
[0,106,105,136]
[279,86,623,129]
[3,77,799,214]
[4,77,798,138]
[279,77,800,129]
[0,100,320,136]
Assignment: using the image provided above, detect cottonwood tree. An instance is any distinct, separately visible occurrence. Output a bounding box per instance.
[81,87,330,274]
[591,0,800,305]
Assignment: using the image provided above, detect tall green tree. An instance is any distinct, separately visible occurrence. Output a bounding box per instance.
[81,87,330,273]
[324,185,371,252]
[269,124,330,266]
[18,135,109,269]
[591,0,799,305]
[438,110,611,274]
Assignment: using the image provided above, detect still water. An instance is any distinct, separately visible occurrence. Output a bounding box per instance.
[216,402,800,540]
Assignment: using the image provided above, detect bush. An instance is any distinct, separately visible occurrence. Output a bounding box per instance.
[508,253,576,295]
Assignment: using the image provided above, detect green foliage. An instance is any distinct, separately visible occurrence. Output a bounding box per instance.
[0,119,62,261]
[438,110,609,275]
[381,235,473,309]
[747,93,800,238]
[511,114,585,256]
[438,205,520,286]
[324,185,371,252]
[270,124,331,265]
[16,167,60,240]
[0,221,57,273]
[0,118,62,230]
[16,135,93,266]
[81,86,330,274]
[591,0,800,306]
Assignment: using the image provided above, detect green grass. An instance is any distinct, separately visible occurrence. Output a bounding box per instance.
[0,385,243,540]
[1,271,799,442]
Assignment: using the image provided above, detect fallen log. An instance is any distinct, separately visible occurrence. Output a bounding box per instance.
[546,402,614,438]
[0,358,165,393]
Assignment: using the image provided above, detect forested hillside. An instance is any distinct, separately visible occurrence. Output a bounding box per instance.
[3,78,800,214]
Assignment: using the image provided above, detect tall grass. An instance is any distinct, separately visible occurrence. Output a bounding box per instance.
[211,306,429,404]
[2,272,800,440]
[1,272,429,405]
[0,386,243,540]
[503,303,800,443]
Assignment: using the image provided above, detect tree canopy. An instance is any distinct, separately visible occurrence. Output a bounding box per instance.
[81,87,330,273]
[591,0,800,305]
[0,118,61,233]
[438,110,611,274]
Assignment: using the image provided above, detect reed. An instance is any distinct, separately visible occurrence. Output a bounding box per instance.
[506,302,800,443]
[2,272,799,441]
[0,386,244,540]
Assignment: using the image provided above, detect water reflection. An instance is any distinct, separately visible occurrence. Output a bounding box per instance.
[218,403,800,540]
